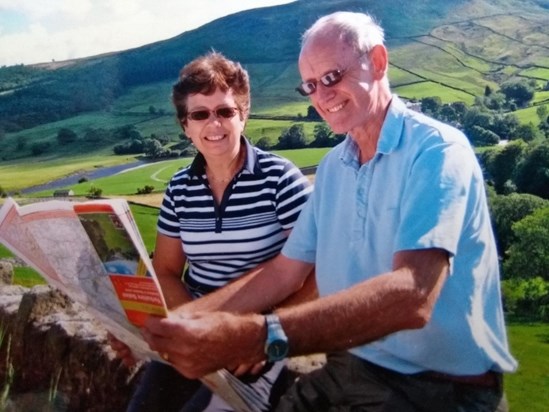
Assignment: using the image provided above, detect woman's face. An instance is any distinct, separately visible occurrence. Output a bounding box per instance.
[182,88,245,162]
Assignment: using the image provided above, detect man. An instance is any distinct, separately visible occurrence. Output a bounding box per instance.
[143,11,517,411]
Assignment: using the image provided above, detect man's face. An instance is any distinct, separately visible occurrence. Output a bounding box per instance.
[298,37,379,136]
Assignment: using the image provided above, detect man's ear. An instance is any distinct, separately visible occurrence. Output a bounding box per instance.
[368,45,388,79]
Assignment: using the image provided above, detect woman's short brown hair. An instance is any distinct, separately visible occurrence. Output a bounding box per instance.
[172,51,250,124]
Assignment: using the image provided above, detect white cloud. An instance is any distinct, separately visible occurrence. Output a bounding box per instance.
[0,0,295,66]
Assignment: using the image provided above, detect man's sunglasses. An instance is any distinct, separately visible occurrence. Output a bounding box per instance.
[295,53,368,96]
[295,69,346,96]
[186,107,239,121]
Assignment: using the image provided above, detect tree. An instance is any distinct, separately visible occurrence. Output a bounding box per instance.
[310,123,334,147]
[514,123,539,142]
[483,91,506,111]
[501,276,549,319]
[143,138,165,158]
[420,96,442,116]
[113,125,141,140]
[491,113,519,140]
[438,104,457,124]
[30,141,50,156]
[500,80,535,108]
[255,136,275,150]
[87,185,103,199]
[136,185,155,194]
[306,105,322,120]
[483,140,526,194]
[468,125,500,146]
[277,124,307,149]
[57,127,78,145]
[489,192,548,255]
[462,107,492,136]
[536,104,548,122]
[515,141,549,199]
[83,127,111,143]
[536,104,549,135]
[450,101,468,123]
[113,138,145,155]
[503,207,549,281]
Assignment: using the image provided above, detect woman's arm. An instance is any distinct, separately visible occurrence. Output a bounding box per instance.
[153,233,193,309]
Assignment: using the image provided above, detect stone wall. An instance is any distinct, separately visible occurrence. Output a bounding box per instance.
[0,283,141,411]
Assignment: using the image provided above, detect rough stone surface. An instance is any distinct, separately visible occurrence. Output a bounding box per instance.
[0,284,139,411]
[0,282,325,411]
[0,261,14,285]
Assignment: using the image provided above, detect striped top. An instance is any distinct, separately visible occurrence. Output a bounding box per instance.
[158,137,312,298]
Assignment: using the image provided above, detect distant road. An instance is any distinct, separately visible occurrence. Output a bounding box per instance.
[20,160,148,194]
[20,161,317,195]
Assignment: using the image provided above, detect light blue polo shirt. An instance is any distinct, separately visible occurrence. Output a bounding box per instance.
[282,96,517,374]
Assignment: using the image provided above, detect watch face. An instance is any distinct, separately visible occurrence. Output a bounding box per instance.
[268,339,288,360]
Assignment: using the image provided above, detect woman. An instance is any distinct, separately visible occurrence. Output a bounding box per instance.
[122,51,313,411]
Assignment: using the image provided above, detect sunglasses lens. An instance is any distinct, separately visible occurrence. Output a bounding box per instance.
[187,107,238,121]
[188,110,210,121]
[216,107,238,118]
[321,70,343,87]
[296,82,316,96]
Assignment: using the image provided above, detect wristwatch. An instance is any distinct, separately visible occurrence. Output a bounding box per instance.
[264,313,289,362]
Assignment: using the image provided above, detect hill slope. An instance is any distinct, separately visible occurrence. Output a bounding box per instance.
[0,0,548,174]
[2,0,547,131]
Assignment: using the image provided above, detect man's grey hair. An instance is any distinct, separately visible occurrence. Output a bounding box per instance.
[301,11,385,55]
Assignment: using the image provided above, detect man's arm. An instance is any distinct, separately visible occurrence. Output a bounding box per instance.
[143,248,449,379]
[278,248,449,355]
[174,253,315,314]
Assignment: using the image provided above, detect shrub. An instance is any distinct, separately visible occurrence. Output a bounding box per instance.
[136,185,155,195]
[87,185,103,199]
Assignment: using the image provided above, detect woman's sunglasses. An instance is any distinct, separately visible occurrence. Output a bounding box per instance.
[186,107,239,121]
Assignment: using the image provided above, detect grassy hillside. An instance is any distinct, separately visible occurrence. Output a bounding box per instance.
[1,0,549,193]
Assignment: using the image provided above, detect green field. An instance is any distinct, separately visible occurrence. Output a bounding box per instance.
[505,323,549,411]
[3,147,329,197]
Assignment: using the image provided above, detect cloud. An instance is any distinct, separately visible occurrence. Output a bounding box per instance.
[0,0,295,66]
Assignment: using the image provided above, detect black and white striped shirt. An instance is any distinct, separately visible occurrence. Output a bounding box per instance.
[158,137,312,297]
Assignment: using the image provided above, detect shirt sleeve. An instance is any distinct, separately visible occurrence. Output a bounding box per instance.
[396,140,477,256]
[157,181,180,238]
[275,161,313,230]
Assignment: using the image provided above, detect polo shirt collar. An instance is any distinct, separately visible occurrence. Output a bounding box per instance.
[188,136,261,177]
[340,95,406,166]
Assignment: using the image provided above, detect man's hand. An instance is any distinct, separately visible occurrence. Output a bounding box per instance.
[142,311,265,379]
[107,332,137,367]
[230,361,267,377]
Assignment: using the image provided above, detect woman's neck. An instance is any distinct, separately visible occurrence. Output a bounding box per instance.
[205,146,245,183]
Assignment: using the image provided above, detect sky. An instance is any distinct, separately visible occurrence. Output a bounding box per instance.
[0,0,296,67]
